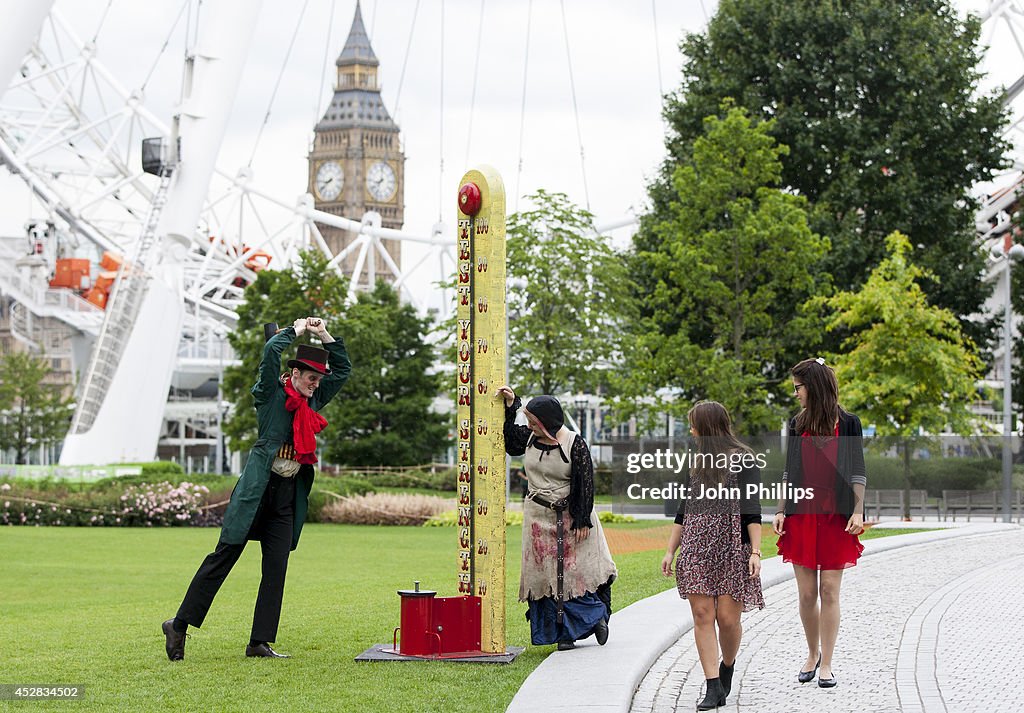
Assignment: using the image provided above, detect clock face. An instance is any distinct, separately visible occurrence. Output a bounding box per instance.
[315,161,344,201]
[366,160,397,202]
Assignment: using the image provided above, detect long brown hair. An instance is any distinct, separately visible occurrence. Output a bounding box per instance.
[687,400,751,485]
[791,358,840,437]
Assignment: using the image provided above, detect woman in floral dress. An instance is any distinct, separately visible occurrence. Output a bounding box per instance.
[662,401,764,710]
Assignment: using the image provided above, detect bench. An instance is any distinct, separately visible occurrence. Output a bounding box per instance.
[863,489,940,520]
[942,490,999,521]
[1001,489,1024,523]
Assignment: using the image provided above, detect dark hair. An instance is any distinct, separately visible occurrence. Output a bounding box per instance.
[791,358,840,437]
[687,400,751,485]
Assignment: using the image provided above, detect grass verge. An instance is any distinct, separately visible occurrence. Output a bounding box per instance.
[2,522,931,712]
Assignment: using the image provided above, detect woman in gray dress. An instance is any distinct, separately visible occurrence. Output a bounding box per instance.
[497,386,617,651]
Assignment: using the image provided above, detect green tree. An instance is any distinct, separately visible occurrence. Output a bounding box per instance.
[823,232,983,517]
[223,250,449,466]
[506,189,636,395]
[324,281,449,466]
[0,351,74,464]
[1009,228,1024,425]
[622,106,829,430]
[222,249,352,453]
[649,0,1008,349]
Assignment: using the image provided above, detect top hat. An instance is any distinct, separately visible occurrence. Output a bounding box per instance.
[287,344,330,375]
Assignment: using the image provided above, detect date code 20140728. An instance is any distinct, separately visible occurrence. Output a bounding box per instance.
[0,685,85,699]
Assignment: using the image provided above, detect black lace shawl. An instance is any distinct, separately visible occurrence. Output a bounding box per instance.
[504,396,594,530]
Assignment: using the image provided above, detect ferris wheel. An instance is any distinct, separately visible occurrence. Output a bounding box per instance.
[0,0,1019,466]
[0,0,453,466]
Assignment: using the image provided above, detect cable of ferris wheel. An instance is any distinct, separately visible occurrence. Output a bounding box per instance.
[140,0,191,93]
[463,0,486,168]
[247,0,311,168]
[390,0,422,124]
[514,0,533,213]
[438,0,445,222]
[651,0,665,122]
[312,0,336,133]
[90,0,116,44]
[559,0,589,211]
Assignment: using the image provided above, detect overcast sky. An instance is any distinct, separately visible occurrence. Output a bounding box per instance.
[3,0,1021,309]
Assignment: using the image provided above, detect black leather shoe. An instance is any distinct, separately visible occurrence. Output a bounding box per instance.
[594,618,609,646]
[696,677,726,711]
[556,641,575,651]
[719,660,735,698]
[245,642,290,658]
[818,672,837,688]
[162,619,186,661]
[798,654,821,683]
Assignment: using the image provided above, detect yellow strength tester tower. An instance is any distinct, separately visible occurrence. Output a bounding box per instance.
[455,166,507,653]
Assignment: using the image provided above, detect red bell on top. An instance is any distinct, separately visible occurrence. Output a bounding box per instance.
[458,182,482,216]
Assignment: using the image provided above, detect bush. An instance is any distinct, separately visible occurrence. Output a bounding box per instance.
[92,471,234,493]
[305,476,376,523]
[318,493,452,526]
[336,468,456,492]
[598,511,636,524]
[112,481,218,527]
[321,492,451,526]
[594,465,615,496]
[0,480,228,527]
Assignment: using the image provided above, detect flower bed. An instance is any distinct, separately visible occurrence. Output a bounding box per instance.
[0,480,230,527]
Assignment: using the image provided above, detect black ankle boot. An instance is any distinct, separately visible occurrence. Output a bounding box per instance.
[719,660,735,697]
[696,677,726,711]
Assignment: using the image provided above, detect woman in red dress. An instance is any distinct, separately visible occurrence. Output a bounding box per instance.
[772,358,866,689]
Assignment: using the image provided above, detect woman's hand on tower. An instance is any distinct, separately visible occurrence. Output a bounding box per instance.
[496,385,516,407]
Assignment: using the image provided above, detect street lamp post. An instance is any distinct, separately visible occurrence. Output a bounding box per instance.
[991,238,1024,523]
[574,394,587,440]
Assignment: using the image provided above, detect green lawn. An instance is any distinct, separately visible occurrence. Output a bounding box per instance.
[1,522,930,712]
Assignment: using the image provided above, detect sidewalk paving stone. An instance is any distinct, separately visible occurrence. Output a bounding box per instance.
[508,522,1021,713]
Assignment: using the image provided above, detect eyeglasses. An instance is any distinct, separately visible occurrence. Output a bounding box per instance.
[793,383,806,395]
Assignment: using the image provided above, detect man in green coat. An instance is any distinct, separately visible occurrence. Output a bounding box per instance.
[162,317,351,660]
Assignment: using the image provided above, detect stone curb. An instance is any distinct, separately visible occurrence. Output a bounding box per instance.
[506,522,1019,713]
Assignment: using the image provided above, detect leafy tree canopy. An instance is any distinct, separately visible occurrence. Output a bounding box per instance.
[0,351,74,464]
[621,106,829,431]
[223,250,448,466]
[505,189,637,396]
[824,230,983,437]
[649,0,1008,349]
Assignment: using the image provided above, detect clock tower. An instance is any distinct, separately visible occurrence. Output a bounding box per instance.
[309,0,404,279]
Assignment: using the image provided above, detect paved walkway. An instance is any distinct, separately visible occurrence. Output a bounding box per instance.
[508,523,1022,713]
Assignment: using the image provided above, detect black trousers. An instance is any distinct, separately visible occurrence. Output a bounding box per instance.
[177,473,295,643]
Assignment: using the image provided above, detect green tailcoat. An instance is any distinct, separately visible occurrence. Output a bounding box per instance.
[220,327,351,550]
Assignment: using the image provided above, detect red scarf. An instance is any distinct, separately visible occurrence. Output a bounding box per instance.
[283,377,328,464]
